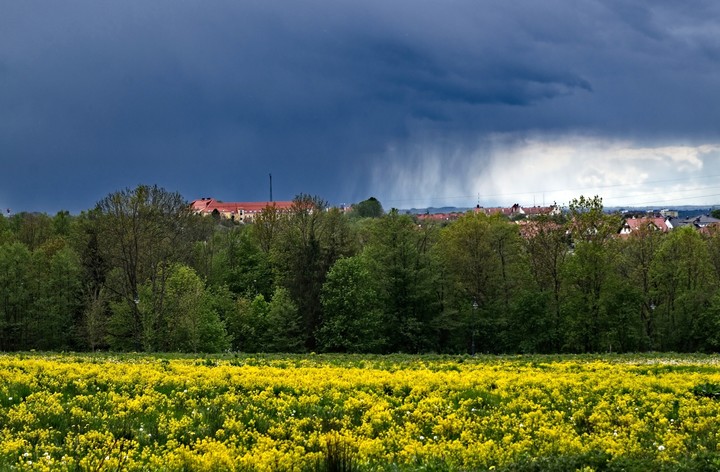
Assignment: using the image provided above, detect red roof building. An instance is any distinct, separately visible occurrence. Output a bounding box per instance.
[190,198,294,222]
[619,217,670,237]
[473,204,559,218]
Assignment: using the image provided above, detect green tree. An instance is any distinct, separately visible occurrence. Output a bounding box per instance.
[31,245,83,350]
[698,291,720,351]
[350,197,384,218]
[651,227,716,351]
[166,265,230,352]
[319,255,385,352]
[82,287,110,351]
[197,226,273,299]
[253,204,283,254]
[69,210,113,350]
[562,196,623,352]
[0,215,14,244]
[363,210,438,352]
[0,242,33,350]
[225,294,269,352]
[15,212,54,251]
[272,195,355,350]
[126,264,229,352]
[95,185,203,349]
[52,210,73,238]
[263,287,304,352]
[225,288,303,352]
[437,213,526,353]
[71,211,110,299]
[704,224,720,281]
[618,224,664,349]
[522,216,570,351]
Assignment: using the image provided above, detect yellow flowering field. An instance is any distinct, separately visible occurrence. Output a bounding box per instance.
[2,353,720,471]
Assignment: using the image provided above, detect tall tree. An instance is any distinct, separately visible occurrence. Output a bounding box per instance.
[0,215,13,244]
[253,204,283,254]
[562,196,623,352]
[70,210,111,349]
[225,288,303,352]
[0,242,33,350]
[319,255,385,352]
[95,185,202,349]
[350,197,384,219]
[263,287,304,352]
[82,287,110,351]
[15,212,54,251]
[52,210,73,238]
[272,195,354,349]
[437,213,525,353]
[651,227,716,351]
[618,224,664,349]
[131,264,230,352]
[364,210,438,352]
[704,224,720,282]
[522,216,570,351]
[196,226,273,299]
[31,245,83,350]
[225,294,269,352]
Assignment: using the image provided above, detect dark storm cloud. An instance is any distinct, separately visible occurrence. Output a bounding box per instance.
[1,0,719,212]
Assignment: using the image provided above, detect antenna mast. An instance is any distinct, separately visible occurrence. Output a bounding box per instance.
[269,173,273,202]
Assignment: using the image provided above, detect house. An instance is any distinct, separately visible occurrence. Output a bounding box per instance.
[619,216,671,237]
[474,204,559,219]
[670,214,720,230]
[190,198,294,223]
[523,205,561,217]
[474,205,515,217]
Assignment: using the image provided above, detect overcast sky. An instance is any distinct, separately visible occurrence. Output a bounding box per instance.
[2,0,720,213]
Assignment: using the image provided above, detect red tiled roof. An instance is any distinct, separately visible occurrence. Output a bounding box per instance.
[619,217,669,237]
[190,198,217,211]
[624,217,669,232]
[190,198,294,214]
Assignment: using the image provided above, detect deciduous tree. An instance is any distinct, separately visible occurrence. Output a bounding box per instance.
[651,227,716,350]
[562,196,624,352]
[319,255,385,352]
[272,195,354,350]
[364,210,438,352]
[95,185,201,349]
[350,197,384,219]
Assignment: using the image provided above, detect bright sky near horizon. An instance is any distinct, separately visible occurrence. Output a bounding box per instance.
[2,1,720,213]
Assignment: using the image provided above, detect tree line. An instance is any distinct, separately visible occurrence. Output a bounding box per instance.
[2,187,720,354]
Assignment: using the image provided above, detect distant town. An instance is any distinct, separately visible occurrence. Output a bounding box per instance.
[188,196,720,237]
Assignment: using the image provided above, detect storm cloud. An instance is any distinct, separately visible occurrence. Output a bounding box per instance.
[1,0,719,212]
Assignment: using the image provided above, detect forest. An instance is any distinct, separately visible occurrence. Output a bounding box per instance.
[1,185,719,354]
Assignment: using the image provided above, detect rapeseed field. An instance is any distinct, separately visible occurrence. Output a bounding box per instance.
[1,353,720,471]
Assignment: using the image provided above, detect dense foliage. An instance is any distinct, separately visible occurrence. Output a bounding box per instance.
[2,353,720,470]
[3,185,720,353]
